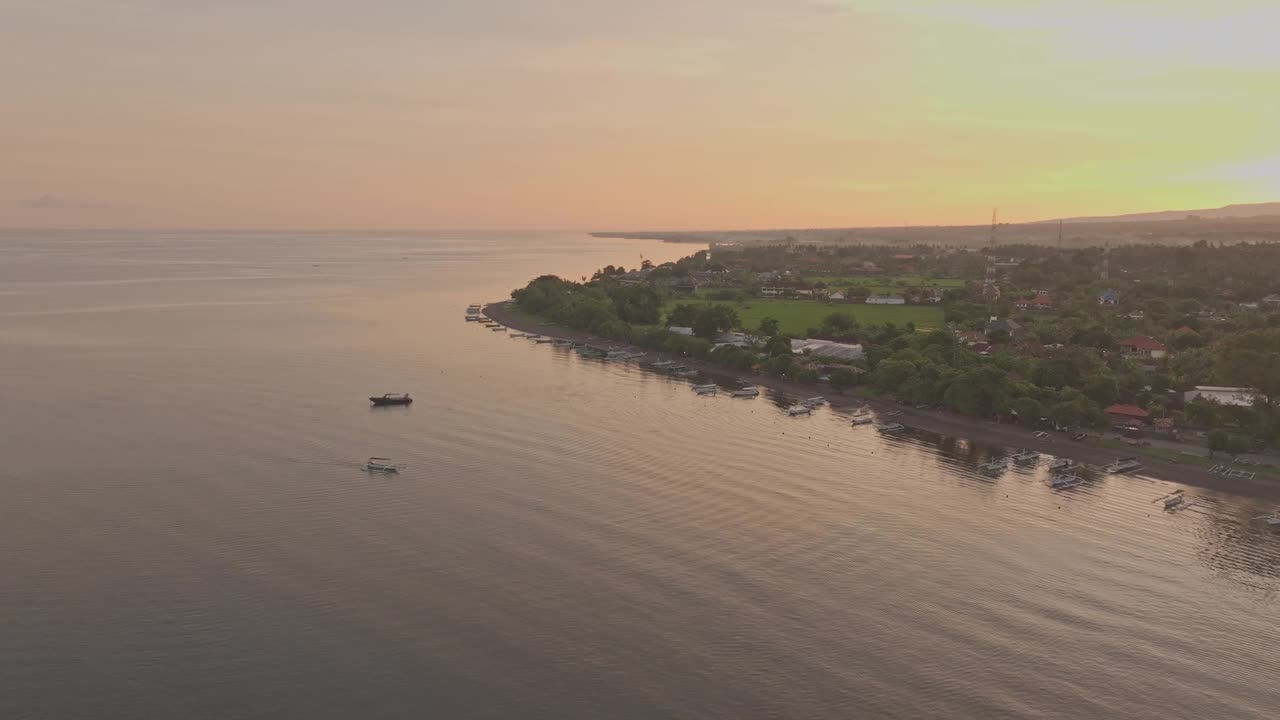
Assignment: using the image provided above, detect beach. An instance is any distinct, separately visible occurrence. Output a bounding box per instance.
[483,301,1280,499]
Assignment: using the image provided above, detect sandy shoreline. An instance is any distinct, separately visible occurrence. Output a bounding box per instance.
[482,302,1280,499]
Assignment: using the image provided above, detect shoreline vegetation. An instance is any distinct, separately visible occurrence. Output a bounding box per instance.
[490,239,1280,497]
[482,301,1280,499]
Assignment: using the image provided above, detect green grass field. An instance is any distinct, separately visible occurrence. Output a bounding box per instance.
[665,298,945,335]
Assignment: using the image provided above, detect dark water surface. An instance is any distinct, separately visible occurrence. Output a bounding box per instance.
[2,230,1278,719]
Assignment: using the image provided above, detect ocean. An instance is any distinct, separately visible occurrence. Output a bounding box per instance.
[1,229,1278,719]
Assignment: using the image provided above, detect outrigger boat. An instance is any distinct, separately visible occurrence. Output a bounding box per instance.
[692,383,718,393]
[509,332,527,338]
[364,457,402,473]
[850,412,874,426]
[1104,457,1143,474]
[369,393,413,406]
[1011,449,1041,465]
[1048,457,1075,471]
[1047,473,1083,489]
[875,421,905,433]
[490,326,507,332]
[552,339,575,348]
[803,396,826,407]
[1251,509,1280,527]
[979,458,1008,473]
[732,385,760,398]
[466,305,482,315]
[670,367,698,378]
[464,315,482,322]
[786,404,812,416]
[1153,490,1189,511]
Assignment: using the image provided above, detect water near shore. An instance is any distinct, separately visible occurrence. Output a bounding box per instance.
[2,230,1278,719]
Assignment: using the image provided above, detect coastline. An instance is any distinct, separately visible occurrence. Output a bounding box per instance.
[483,301,1280,499]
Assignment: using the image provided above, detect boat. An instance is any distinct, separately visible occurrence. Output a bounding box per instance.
[1048,457,1074,471]
[1011,449,1040,465]
[509,332,527,338]
[850,412,874,426]
[694,386,718,395]
[464,315,482,322]
[490,326,507,332]
[369,393,413,406]
[552,340,575,348]
[875,421,905,433]
[1252,510,1280,527]
[803,396,826,407]
[979,458,1007,473]
[1103,457,1143,474]
[1162,493,1186,511]
[534,338,555,344]
[670,367,698,378]
[692,384,718,391]
[364,457,402,473]
[732,386,760,398]
[466,306,482,316]
[1047,473,1083,489]
[786,404,812,416]
[525,334,544,340]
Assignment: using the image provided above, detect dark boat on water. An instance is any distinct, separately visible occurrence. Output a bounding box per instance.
[370,393,413,406]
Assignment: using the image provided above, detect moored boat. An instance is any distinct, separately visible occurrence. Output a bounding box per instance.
[875,421,905,433]
[364,457,402,473]
[1047,473,1083,488]
[732,385,760,398]
[1012,449,1041,464]
[850,414,874,426]
[1103,457,1143,474]
[786,404,812,416]
[370,393,413,406]
[1049,457,1074,471]
[979,458,1008,473]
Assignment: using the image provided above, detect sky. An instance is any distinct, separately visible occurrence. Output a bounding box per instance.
[2,0,1278,230]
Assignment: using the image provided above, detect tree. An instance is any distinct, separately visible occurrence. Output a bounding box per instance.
[828,367,860,392]
[822,312,856,333]
[758,317,780,337]
[1082,373,1118,407]
[763,334,792,357]
[1208,429,1229,458]
[1013,397,1043,425]
[666,303,699,328]
[692,305,739,340]
[946,366,1010,419]
[1227,434,1252,455]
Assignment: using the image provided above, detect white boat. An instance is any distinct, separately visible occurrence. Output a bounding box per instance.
[466,306,482,316]
[490,326,507,332]
[535,338,554,344]
[1048,457,1074,471]
[464,315,482,322]
[1104,457,1143,474]
[1253,510,1280,527]
[786,404,812,416]
[648,360,677,368]
[1047,473,1083,489]
[850,413,874,426]
[364,457,401,473]
[671,367,698,378]
[875,421,905,433]
[1011,449,1040,464]
[552,340,575,348]
[1163,493,1186,510]
[979,458,1007,473]
[694,386,718,395]
[803,396,826,407]
[692,384,718,391]
[732,386,760,398]
[509,332,527,338]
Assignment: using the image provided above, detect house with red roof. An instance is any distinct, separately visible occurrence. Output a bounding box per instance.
[1014,290,1054,312]
[1118,335,1168,360]
[1106,403,1151,426]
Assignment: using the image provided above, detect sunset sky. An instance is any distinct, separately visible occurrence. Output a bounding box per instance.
[3,0,1277,230]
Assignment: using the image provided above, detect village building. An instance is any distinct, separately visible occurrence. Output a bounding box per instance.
[865,295,906,305]
[1098,289,1120,305]
[790,339,865,362]
[759,286,786,298]
[1014,290,1053,312]
[1105,403,1151,426]
[827,291,846,302]
[1183,386,1261,407]
[1118,335,1168,360]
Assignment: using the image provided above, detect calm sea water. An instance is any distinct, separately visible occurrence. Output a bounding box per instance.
[1,230,1278,719]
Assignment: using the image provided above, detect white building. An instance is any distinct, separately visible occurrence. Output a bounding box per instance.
[791,339,865,361]
[865,295,905,305]
[668,326,694,336]
[1184,386,1260,407]
[828,292,846,301]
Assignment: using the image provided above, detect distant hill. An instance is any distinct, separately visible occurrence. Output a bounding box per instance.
[1050,202,1280,224]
